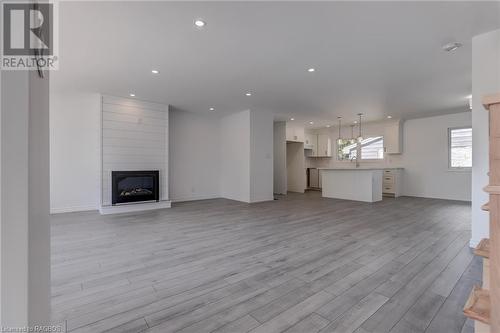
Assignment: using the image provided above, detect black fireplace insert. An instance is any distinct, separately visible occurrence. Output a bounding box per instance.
[111,170,159,205]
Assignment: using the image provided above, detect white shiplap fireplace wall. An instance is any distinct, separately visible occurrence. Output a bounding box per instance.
[99,95,171,214]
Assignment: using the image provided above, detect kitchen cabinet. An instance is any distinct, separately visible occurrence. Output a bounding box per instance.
[286,124,305,143]
[305,133,331,157]
[382,169,403,197]
[317,134,332,157]
[304,133,316,153]
[384,120,403,154]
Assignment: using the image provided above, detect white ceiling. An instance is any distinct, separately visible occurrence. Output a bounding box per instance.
[52,1,500,127]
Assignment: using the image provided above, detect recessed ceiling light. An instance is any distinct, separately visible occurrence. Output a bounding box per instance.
[326,125,331,128]
[354,121,358,124]
[307,68,315,72]
[151,70,160,74]
[387,115,393,119]
[309,121,314,125]
[245,92,252,96]
[290,118,295,121]
[442,42,462,52]
[209,107,215,111]
[129,93,135,97]
[194,19,206,28]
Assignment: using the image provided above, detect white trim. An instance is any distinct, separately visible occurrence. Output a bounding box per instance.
[446,168,472,173]
[99,200,171,215]
[50,205,98,214]
[402,194,471,203]
[249,197,276,204]
[171,194,220,203]
[99,95,103,208]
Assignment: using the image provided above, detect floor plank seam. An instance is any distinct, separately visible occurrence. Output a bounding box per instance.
[380,238,471,333]
[423,254,480,333]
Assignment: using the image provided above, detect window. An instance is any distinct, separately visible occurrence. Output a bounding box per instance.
[339,140,357,160]
[360,136,384,160]
[449,127,472,169]
[338,136,384,160]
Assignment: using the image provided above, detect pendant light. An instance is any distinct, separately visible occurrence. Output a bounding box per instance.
[350,125,356,144]
[357,113,364,143]
[336,117,343,145]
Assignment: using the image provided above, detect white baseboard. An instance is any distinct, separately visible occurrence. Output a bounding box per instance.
[50,205,98,214]
[402,193,471,202]
[249,196,275,203]
[171,194,220,203]
[99,200,171,215]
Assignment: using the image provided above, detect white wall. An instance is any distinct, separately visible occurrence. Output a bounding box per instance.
[50,91,100,213]
[1,71,50,327]
[273,122,287,194]
[2,71,29,327]
[219,110,251,202]
[250,111,274,202]
[471,29,500,247]
[50,91,225,210]
[169,109,220,202]
[0,61,2,325]
[402,112,472,201]
[50,91,275,210]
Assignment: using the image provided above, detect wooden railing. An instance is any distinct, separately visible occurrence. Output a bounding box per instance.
[464,93,500,333]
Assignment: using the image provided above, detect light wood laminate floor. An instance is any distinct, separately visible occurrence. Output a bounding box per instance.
[51,192,480,333]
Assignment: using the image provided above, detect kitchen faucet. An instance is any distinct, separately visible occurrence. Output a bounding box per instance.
[350,156,360,168]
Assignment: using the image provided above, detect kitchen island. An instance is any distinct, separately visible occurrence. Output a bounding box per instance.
[320,168,385,202]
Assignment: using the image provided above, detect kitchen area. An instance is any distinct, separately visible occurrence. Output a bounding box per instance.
[280,116,405,202]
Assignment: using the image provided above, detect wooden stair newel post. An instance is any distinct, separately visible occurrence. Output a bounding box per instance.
[484,93,500,333]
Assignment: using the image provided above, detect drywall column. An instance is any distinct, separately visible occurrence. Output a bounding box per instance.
[273,122,287,194]
[219,110,274,203]
[250,111,274,202]
[220,110,251,202]
[1,71,50,327]
[471,29,500,247]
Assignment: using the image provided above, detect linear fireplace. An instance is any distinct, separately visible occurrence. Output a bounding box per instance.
[111,170,159,205]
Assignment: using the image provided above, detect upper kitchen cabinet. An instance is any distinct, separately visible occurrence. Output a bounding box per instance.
[304,133,316,152]
[304,133,332,157]
[384,120,403,154]
[286,124,305,143]
[317,134,332,157]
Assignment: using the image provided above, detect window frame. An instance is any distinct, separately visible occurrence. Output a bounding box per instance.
[359,136,385,161]
[448,127,472,171]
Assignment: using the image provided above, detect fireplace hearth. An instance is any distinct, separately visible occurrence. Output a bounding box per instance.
[112,170,159,205]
